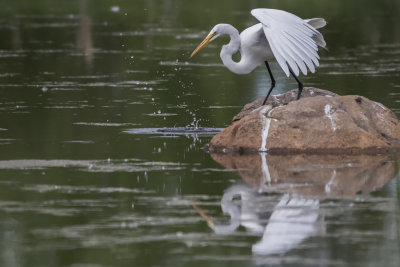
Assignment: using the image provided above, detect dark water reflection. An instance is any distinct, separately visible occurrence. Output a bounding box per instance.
[0,0,400,266]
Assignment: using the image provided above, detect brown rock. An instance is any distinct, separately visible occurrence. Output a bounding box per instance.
[210,153,398,198]
[205,88,400,154]
[232,87,337,122]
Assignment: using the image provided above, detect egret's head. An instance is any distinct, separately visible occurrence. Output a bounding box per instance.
[190,25,222,58]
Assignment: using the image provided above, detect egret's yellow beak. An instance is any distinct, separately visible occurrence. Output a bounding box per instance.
[193,204,214,228]
[190,32,216,58]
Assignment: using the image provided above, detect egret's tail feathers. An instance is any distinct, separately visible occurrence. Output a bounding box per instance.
[304,18,327,48]
[305,18,327,29]
[313,32,326,48]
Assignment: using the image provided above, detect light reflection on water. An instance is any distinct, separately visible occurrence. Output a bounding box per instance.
[0,0,399,266]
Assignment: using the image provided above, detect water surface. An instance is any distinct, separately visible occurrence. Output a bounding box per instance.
[0,0,400,266]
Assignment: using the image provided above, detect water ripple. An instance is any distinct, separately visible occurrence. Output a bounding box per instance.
[0,159,186,172]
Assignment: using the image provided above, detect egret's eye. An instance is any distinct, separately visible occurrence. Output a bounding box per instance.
[210,32,219,41]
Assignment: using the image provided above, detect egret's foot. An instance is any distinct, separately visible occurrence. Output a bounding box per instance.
[262,96,269,106]
[288,68,303,100]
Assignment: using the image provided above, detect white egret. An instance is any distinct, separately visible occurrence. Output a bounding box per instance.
[190,8,326,104]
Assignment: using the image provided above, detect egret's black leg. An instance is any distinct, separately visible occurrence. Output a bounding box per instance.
[289,68,303,100]
[262,61,276,105]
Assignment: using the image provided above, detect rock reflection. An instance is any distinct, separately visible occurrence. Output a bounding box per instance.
[211,154,397,197]
[203,153,399,255]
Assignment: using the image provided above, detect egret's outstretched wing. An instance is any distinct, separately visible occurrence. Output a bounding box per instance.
[251,8,325,77]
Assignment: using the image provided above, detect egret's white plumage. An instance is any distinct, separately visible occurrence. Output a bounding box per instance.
[190,8,327,102]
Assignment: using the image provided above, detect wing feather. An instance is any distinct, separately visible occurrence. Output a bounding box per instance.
[285,30,320,66]
[265,32,290,76]
[289,29,318,52]
[283,32,315,73]
[273,33,300,76]
[251,8,325,77]
[278,33,308,75]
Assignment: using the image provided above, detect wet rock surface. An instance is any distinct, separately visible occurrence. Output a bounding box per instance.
[232,87,338,122]
[205,88,400,154]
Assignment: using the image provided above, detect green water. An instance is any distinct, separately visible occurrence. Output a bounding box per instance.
[0,0,400,266]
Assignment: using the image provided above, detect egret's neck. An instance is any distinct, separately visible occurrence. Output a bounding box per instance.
[219,24,255,75]
[219,25,240,56]
[218,25,242,73]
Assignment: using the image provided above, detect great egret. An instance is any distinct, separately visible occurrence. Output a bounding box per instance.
[190,8,326,104]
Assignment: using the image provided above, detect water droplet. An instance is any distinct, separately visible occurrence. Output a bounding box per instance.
[110,6,120,12]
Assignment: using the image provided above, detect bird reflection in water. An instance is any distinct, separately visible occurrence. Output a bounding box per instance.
[194,153,399,255]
